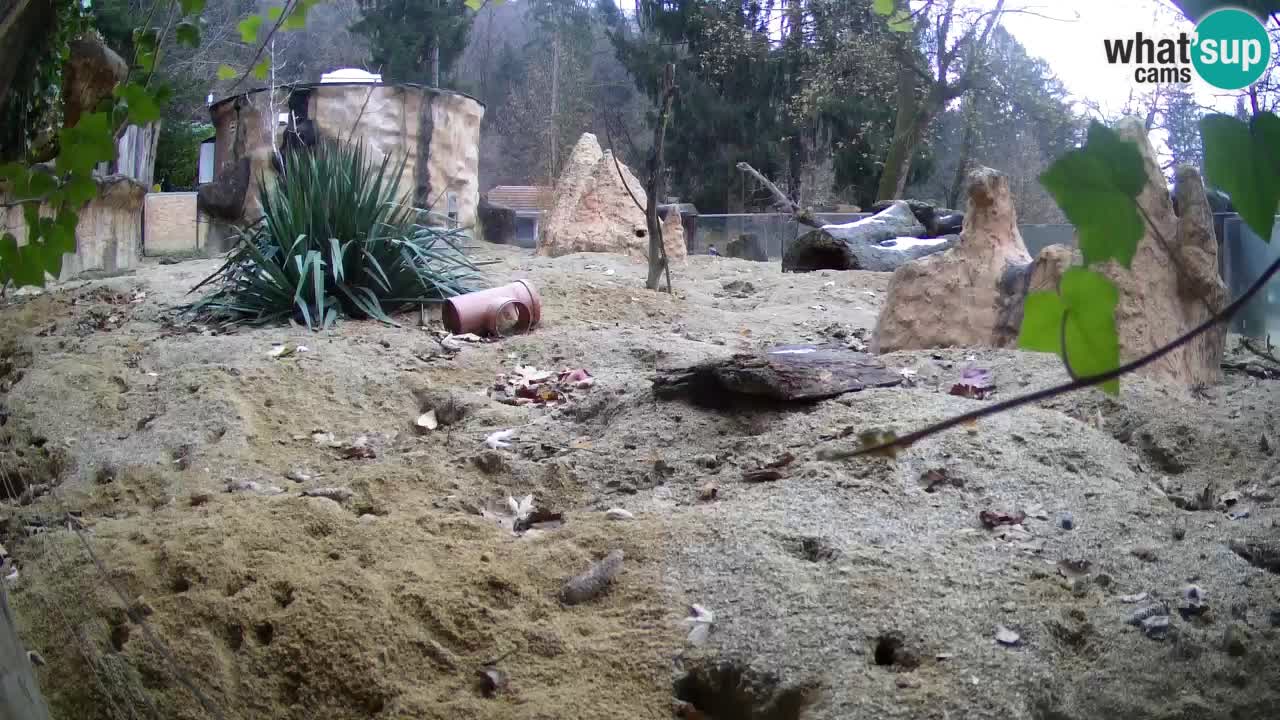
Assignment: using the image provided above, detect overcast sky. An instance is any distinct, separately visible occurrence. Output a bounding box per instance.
[999,0,1249,116]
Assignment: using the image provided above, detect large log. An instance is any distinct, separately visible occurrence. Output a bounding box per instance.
[653,344,902,407]
[783,202,955,273]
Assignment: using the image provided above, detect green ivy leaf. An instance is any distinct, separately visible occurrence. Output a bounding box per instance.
[0,232,38,289]
[268,6,284,21]
[252,58,271,81]
[1039,121,1145,269]
[63,172,98,206]
[179,0,206,15]
[116,82,161,125]
[24,171,57,199]
[137,50,156,73]
[133,28,159,53]
[0,163,29,186]
[217,64,239,81]
[887,9,913,31]
[239,15,264,44]
[464,0,485,9]
[1202,112,1280,242]
[1018,268,1121,395]
[53,209,79,253]
[283,0,315,30]
[56,112,117,175]
[42,215,75,256]
[176,21,201,48]
[872,0,895,15]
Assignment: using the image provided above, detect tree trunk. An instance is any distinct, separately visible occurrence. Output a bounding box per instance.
[645,64,676,291]
[0,0,57,161]
[876,52,923,202]
[947,96,979,209]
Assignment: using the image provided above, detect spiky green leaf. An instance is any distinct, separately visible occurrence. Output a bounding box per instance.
[217,64,239,81]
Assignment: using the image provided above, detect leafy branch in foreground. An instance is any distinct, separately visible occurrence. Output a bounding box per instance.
[180,140,484,330]
[844,250,1280,460]
[849,109,1280,459]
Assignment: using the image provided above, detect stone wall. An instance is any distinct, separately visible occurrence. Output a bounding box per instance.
[1,175,144,281]
[143,192,208,256]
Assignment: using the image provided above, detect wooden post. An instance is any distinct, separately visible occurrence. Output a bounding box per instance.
[0,579,52,720]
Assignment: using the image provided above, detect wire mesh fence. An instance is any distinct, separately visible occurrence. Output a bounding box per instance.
[1221,215,1280,339]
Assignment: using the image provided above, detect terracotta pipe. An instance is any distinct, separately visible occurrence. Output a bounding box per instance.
[485,298,532,337]
[442,280,542,336]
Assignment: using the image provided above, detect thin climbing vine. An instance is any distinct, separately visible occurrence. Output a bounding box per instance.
[854,3,1280,457]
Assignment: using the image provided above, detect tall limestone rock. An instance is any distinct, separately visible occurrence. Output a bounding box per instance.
[873,119,1227,388]
[538,133,687,262]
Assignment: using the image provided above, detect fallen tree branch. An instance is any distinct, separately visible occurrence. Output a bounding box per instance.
[603,115,644,214]
[1242,336,1280,367]
[735,162,822,228]
[839,251,1280,459]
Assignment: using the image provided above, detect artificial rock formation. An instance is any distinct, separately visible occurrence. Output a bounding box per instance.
[874,120,1227,388]
[62,34,128,129]
[537,133,687,262]
[1093,120,1227,386]
[873,168,1033,352]
[1,174,145,280]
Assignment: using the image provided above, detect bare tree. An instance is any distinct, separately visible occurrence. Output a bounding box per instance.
[644,62,676,292]
[876,0,1007,201]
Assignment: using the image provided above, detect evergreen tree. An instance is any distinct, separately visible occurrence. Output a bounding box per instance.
[352,0,474,84]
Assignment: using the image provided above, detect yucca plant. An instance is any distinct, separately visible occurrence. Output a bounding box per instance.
[183,139,485,330]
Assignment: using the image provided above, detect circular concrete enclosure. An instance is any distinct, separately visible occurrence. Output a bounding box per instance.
[198,82,484,252]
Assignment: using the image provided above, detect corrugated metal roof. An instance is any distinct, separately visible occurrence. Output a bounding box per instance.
[487,186,552,212]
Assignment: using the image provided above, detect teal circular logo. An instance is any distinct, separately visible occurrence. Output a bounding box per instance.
[1192,8,1271,90]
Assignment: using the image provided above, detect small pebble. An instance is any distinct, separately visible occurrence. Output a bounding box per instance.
[1130,546,1159,562]
[605,508,635,521]
[1141,614,1171,640]
[1059,512,1074,530]
[995,626,1021,646]
[1223,623,1248,657]
[1000,601,1016,612]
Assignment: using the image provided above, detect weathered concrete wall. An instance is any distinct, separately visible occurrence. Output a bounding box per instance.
[1,175,144,281]
[309,84,422,212]
[423,91,483,228]
[143,192,206,256]
[205,83,484,230]
[207,88,286,224]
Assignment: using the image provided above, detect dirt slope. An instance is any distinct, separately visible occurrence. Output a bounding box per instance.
[0,243,1277,720]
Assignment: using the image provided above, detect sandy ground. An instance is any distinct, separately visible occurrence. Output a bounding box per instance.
[1,242,1279,720]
